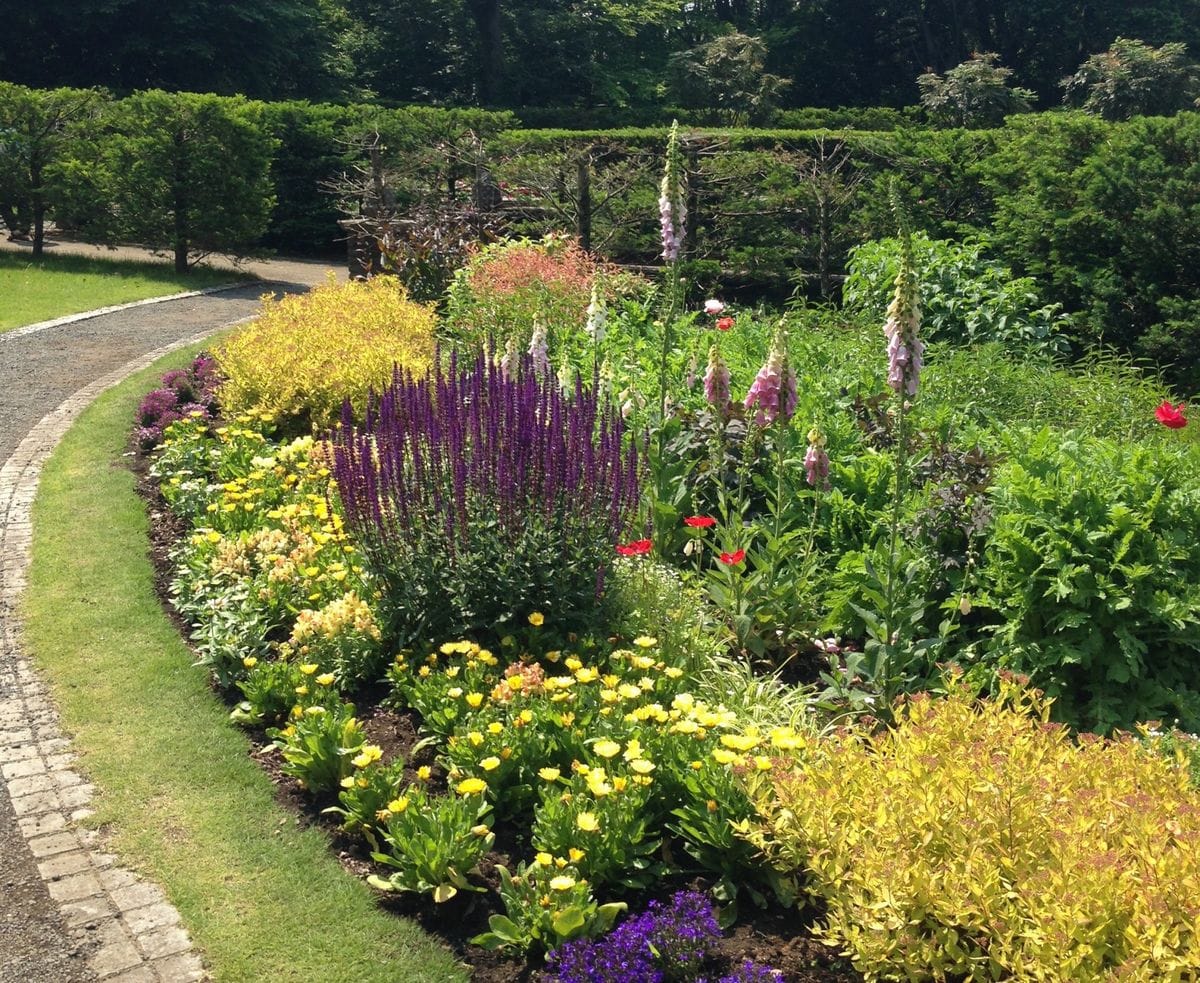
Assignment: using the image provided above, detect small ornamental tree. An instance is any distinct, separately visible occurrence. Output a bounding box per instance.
[1062,37,1200,120]
[58,90,276,272]
[917,52,1034,128]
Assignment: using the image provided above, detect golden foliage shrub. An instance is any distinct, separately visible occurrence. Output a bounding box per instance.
[214,276,435,430]
[742,680,1200,981]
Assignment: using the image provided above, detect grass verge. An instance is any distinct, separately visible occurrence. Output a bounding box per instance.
[0,251,249,332]
[22,341,466,983]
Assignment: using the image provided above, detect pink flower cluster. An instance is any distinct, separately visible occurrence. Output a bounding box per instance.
[659,121,686,262]
[884,246,923,397]
[804,427,830,489]
[703,345,731,414]
[744,332,797,427]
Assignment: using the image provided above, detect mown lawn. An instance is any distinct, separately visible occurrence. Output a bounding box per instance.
[0,251,247,332]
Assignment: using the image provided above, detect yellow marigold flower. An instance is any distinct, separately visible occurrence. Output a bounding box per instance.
[456,777,487,795]
[468,731,484,746]
[576,812,600,832]
[720,733,760,752]
[555,857,568,869]
[535,851,554,866]
[600,689,619,704]
[593,740,621,758]
[416,766,432,781]
[242,656,258,669]
[618,683,642,700]
[568,848,585,862]
[623,739,643,761]
[480,756,501,772]
[466,692,484,708]
[487,722,503,735]
[528,612,545,627]
[631,654,655,670]
[418,666,431,677]
[471,824,490,837]
[538,767,561,782]
[298,663,317,676]
[507,676,523,692]
[613,776,628,792]
[691,760,703,770]
[550,875,576,892]
[352,745,383,769]
[631,759,655,775]
[633,636,658,648]
[316,673,335,686]
[518,709,534,724]
[574,667,598,684]
[712,748,743,766]
[564,656,583,671]
[387,797,409,813]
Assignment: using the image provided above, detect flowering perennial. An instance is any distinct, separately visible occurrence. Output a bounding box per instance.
[703,346,731,415]
[743,325,797,426]
[658,120,687,262]
[883,233,923,397]
[803,427,830,490]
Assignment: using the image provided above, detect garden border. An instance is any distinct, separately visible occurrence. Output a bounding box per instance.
[0,319,253,982]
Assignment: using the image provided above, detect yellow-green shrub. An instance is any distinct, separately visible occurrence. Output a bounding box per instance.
[214,276,435,431]
[742,679,1200,981]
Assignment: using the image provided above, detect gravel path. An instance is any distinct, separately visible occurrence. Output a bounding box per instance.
[0,260,334,982]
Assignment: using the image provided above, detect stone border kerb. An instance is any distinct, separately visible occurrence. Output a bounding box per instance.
[0,318,256,982]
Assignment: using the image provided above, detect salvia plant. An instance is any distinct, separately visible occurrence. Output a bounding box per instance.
[332,352,641,646]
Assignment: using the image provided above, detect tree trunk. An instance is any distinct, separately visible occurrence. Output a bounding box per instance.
[30,161,44,258]
[576,152,591,253]
[467,0,504,105]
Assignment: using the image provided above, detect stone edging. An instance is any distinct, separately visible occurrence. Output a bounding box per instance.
[0,283,245,344]
[0,322,252,982]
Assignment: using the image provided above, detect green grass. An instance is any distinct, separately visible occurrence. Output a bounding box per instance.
[23,343,466,983]
[0,251,250,332]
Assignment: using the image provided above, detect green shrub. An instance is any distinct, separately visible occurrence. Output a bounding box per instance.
[977,428,1200,731]
[743,680,1200,981]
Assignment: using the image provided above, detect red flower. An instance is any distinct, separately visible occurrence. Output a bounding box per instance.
[683,516,716,528]
[718,549,745,565]
[1155,400,1188,429]
[616,538,653,557]
[715,316,734,332]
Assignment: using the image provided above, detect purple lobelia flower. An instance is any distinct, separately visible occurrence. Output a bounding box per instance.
[709,960,785,983]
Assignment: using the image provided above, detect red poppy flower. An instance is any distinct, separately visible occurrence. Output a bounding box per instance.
[1155,400,1188,429]
[715,317,734,332]
[718,549,745,565]
[616,538,653,557]
[683,516,716,528]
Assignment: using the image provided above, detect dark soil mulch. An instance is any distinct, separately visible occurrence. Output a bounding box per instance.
[130,447,861,982]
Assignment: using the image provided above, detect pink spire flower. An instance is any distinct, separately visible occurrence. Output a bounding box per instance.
[528,317,549,377]
[703,345,731,416]
[658,120,686,262]
[883,236,923,397]
[804,426,830,490]
[744,324,797,427]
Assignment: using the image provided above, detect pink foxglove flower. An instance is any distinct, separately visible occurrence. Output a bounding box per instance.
[744,324,796,426]
[528,317,549,377]
[883,237,923,397]
[703,345,731,415]
[585,281,607,345]
[658,120,686,262]
[499,335,518,382]
[804,426,830,490]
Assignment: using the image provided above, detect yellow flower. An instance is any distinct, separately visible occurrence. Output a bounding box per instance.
[549,875,576,891]
[618,683,642,700]
[630,759,655,775]
[568,848,585,863]
[612,776,628,792]
[712,748,743,766]
[456,777,487,795]
[535,852,554,866]
[294,685,309,697]
[487,721,504,735]
[754,755,773,771]
[576,812,600,832]
[466,692,484,708]
[506,676,524,692]
[528,611,545,627]
[416,765,432,781]
[316,673,335,686]
[538,767,561,782]
[574,667,598,684]
[447,687,464,699]
[593,740,621,759]
[298,663,318,676]
[468,731,484,747]
[664,666,683,679]
[351,745,383,769]
[303,705,325,716]
[720,733,760,752]
[633,635,658,648]
[387,797,409,813]
[518,709,534,724]
[339,776,355,789]
[471,824,490,837]
[242,656,258,669]
[480,756,501,772]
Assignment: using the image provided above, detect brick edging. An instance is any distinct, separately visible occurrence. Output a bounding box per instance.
[0,322,253,982]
